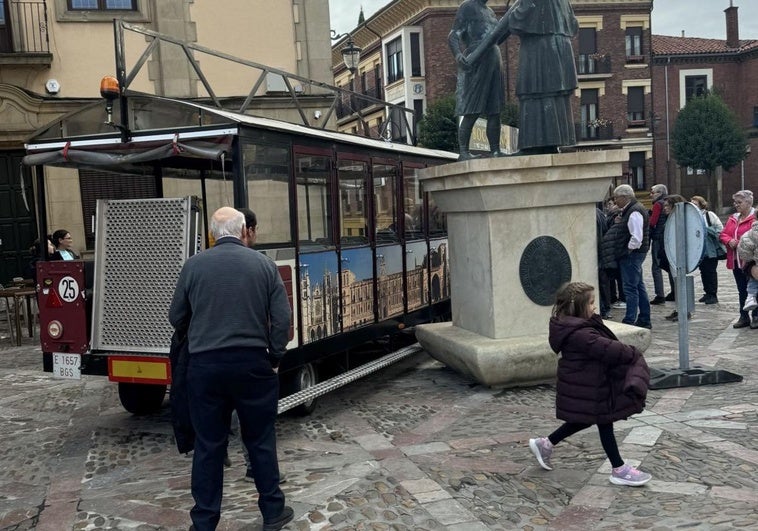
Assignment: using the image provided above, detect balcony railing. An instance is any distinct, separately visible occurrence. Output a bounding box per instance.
[1,1,51,56]
[576,122,614,141]
[577,54,612,75]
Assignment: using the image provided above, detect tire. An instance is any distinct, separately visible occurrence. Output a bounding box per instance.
[118,382,166,415]
[285,363,318,416]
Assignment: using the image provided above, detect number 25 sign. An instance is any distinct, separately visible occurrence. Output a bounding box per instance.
[58,276,80,303]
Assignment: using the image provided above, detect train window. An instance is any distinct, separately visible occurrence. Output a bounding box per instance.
[403,166,423,239]
[373,163,398,243]
[202,169,234,220]
[244,143,292,244]
[338,159,368,247]
[295,153,333,246]
[428,195,447,236]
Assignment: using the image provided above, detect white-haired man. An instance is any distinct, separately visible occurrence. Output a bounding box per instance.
[612,185,652,329]
[169,207,293,531]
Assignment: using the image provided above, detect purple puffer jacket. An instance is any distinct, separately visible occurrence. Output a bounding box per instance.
[548,314,648,424]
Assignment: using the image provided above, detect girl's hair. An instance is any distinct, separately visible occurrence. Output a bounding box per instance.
[552,282,594,318]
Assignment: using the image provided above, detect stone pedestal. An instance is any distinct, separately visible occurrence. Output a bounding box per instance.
[415,151,651,387]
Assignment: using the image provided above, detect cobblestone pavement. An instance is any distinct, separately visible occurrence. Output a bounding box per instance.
[2,259,758,530]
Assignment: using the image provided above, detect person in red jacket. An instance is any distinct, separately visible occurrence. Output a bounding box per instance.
[529,281,652,486]
[719,190,757,328]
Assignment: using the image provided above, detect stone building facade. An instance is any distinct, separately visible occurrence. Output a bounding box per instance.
[0,0,332,282]
[332,0,654,193]
[651,4,758,211]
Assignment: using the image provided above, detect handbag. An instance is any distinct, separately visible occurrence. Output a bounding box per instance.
[705,211,727,260]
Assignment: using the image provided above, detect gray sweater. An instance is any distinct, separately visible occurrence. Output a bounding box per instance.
[169,237,291,365]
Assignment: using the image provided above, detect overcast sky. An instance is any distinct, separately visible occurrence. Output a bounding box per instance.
[328,0,758,41]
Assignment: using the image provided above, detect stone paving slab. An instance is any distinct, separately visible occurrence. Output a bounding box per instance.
[2,257,758,529]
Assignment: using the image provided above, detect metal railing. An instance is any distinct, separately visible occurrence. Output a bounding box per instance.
[113,20,416,144]
[577,53,611,75]
[575,122,615,141]
[5,1,50,54]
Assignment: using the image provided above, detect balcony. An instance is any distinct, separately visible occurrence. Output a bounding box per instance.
[576,121,615,141]
[0,1,52,67]
[577,54,612,77]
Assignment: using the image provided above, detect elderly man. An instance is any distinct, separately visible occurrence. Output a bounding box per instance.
[169,207,293,531]
[612,184,652,329]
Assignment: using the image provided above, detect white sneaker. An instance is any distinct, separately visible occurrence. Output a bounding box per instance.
[612,301,626,309]
[743,294,758,312]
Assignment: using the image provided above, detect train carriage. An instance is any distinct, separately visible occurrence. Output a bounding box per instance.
[24,92,455,415]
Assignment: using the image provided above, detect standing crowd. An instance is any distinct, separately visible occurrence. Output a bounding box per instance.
[596,184,755,330]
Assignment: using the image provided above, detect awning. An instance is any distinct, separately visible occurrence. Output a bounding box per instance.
[23,137,231,167]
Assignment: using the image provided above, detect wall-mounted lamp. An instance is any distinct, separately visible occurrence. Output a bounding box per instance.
[331,30,362,72]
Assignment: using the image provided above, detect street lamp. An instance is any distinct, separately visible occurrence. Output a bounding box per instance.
[331,30,362,72]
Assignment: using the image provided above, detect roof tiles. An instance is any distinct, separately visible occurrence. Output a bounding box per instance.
[653,35,758,56]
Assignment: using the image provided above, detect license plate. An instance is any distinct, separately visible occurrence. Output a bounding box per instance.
[53,353,81,380]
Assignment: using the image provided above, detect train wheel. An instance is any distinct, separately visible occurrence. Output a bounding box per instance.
[286,363,318,416]
[118,382,167,415]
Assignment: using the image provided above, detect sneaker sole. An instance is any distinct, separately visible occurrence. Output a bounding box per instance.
[609,475,651,486]
[743,305,758,311]
[528,439,552,471]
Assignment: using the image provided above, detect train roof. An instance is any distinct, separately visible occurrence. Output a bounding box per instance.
[24,93,457,168]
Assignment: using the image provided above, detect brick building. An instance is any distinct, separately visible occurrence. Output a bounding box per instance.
[651,4,758,212]
[332,0,654,190]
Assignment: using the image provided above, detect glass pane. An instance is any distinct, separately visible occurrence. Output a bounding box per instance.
[244,143,292,245]
[71,0,98,8]
[373,163,398,243]
[106,0,135,8]
[403,166,423,239]
[427,194,446,237]
[203,169,235,244]
[338,159,368,246]
[0,1,5,24]
[295,154,332,246]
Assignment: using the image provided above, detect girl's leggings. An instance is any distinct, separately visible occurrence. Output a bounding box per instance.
[548,422,623,468]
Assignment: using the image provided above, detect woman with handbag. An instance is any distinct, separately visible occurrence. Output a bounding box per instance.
[691,196,723,305]
[719,190,757,329]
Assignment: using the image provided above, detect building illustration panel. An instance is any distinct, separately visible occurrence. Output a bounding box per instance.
[429,239,450,304]
[405,240,429,312]
[299,251,340,345]
[376,244,404,320]
[340,247,375,331]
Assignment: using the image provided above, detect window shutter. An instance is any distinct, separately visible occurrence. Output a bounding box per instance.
[578,28,596,55]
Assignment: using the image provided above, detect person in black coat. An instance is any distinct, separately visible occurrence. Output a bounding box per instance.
[528,282,652,486]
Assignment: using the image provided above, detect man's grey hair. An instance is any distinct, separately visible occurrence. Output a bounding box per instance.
[613,184,635,198]
[651,184,668,195]
[733,189,754,206]
[210,208,245,240]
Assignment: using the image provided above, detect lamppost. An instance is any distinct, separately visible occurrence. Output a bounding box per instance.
[331,30,361,72]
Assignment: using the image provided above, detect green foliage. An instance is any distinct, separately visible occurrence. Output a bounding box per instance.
[417,95,458,152]
[671,92,747,172]
[358,8,365,25]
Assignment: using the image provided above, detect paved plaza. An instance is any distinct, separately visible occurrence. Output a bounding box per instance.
[1,259,758,530]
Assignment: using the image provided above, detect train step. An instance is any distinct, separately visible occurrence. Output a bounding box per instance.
[277,342,424,414]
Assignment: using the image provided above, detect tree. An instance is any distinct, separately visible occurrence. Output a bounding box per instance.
[417,95,459,152]
[672,91,746,173]
[358,7,365,25]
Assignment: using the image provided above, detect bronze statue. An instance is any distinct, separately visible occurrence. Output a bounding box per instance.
[452,0,579,157]
[448,0,506,160]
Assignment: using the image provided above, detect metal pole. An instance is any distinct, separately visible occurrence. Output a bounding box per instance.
[674,203,689,370]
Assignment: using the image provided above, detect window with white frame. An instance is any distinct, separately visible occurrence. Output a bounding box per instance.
[625,27,643,60]
[386,37,403,84]
[627,86,645,125]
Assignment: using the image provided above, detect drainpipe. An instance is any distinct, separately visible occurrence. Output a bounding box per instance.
[664,56,671,180]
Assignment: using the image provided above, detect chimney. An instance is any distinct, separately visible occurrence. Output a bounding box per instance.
[725,2,739,48]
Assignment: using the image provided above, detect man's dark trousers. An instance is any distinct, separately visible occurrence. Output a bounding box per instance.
[188,348,284,530]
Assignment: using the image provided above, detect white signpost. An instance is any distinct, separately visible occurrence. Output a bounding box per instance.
[651,202,742,388]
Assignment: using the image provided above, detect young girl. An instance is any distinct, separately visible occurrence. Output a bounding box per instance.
[529,282,652,486]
